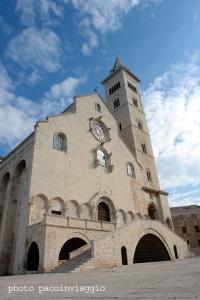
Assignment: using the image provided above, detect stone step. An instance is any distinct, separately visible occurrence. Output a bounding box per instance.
[51,249,93,273]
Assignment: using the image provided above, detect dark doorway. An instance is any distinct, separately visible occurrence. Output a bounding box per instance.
[133,234,170,263]
[59,238,87,260]
[121,246,128,265]
[98,202,110,222]
[174,245,178,259]
[26,242,39,271]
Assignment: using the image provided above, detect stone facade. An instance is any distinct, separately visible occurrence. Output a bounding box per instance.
[171,205,200,255]
[0,58,188,275]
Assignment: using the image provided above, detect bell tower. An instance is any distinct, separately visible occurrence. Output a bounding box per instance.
[102,58,160,189]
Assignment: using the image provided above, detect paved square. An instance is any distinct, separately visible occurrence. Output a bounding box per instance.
[0,257,199,299]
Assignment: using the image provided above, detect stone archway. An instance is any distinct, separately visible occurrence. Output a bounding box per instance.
[133,234,171,263]
[26,242,39,271]
[59,238,87,260]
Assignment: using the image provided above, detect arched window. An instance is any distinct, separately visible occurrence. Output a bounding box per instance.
[174,245,178,259]
[95,103,101,112]
[142,143,147,154]
[148,203,158,220]
[146,169,152,181]
[53,133,66,151]
[138,120,143,130]
[166,217,172,230]
[96,148,108,167]
[98,202,110,222]
[127,163,135,177]
[121,246,128,265]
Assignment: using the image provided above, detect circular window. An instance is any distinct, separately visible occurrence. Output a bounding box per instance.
[90,119,110,142]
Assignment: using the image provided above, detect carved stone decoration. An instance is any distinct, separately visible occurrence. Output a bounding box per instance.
[90,118,110,142]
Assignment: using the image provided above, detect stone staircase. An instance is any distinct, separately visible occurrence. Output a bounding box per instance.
[51,249,95,273]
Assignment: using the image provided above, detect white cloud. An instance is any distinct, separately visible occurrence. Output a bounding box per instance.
[42,76,86,115]
[170,188,200,207]
[16,0,63,26]
[0,15,13,35]
[0,60,84,148]
[71,0,139,33]
[6,28,63,74]
[144,54,200,190]
[69,0,160,54]
[0,61,37,146]
[81,29,99,55]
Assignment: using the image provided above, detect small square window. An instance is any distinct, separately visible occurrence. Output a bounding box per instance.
[51,210,62,215]
[182,226,187,234]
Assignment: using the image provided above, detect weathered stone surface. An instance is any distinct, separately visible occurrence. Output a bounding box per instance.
[0,257,199,300]
[0,59,189,275]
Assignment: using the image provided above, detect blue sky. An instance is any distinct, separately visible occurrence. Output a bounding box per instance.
[0,0,200,206]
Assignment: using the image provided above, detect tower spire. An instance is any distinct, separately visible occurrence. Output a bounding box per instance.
[111,57,122,73]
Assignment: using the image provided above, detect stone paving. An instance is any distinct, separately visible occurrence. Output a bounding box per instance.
[0,257,200,300]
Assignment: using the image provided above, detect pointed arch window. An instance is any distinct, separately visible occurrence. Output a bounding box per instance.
[53,133,67,152]
[138,120,143,130]
[98,202,110,222]
[146,168,152,181]
[94,147,113,171]
[127,162,135,177]
[95,103,101,112]
[97,148,107,167]
[142,143,147,154]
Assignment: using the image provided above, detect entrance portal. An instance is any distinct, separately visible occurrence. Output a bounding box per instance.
[133,234,170,263]
[59,238,87,260]
[26,242,39,271]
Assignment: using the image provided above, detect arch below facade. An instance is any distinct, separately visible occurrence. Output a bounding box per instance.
[26,241,39,271]
[2,160,27,273]
[59,237,88,260]
[0,172,10,222]
[30,194,48,224]
[121,246,128,265]
[133,233,171,263]
[80,203,92,220]
[50,197,65,216]
[66,200,80,218]
[116,209,126,226]
[174,245,178,259]
[126,211,134,224]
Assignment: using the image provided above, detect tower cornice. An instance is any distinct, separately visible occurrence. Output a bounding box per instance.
[101,63,140,84]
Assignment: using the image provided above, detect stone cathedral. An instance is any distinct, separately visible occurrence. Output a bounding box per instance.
[0,58,188,275]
